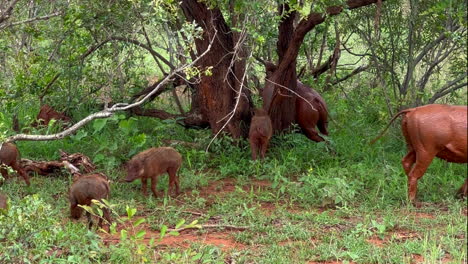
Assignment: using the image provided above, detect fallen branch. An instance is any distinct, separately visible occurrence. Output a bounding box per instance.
[59,150,96,173]
[20,159,64,176]
[167,224,249,233]
[20,151,96,176]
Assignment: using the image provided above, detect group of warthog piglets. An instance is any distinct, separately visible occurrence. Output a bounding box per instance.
[1,102,468,230]
[0,142,183,230]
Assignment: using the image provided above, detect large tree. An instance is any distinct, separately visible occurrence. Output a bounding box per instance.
[177,0,384,134]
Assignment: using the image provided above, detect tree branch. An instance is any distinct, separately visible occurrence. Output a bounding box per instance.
[172,88,185,115]
[428,74,467,103]
[131,106,208,128]
[80,36,175,70]
[275,0,383,75]
[413,28,456,65]
[167,224,249,233]
[331,64,369,85]
[0,0,20,25]
[0,11,61,30]
[417,41,456,93]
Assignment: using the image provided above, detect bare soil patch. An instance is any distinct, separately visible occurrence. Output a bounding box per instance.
[366,228,421,247]
[367,236,386,247]
[411,254,453,264]
[190,178,272,203]
[155,231,245,251]
[101,219,245,251]
[391,229,421,241]
[412,212,436,219]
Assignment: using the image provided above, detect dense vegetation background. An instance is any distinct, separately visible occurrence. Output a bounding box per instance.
[0,0,466,263]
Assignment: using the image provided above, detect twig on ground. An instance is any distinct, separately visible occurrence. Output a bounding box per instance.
[167,224,250,233]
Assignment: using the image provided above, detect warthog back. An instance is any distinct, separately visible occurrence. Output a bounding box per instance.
[125,147,182,197]
[249,109,273,160]
[69,173,111,229]
[0,143,30,185]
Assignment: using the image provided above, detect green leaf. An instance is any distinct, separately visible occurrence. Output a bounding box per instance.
[92,119,107,133]
[126,206,137,219]
[159,225,168,239]
[120,229,127,241]
[192,253,203,261]
[71,130,87,141]
[131,133,147,147]
[110,223,117,234]
[135,230,146,239]
[95,207,103,217]
[133,218,146,227]
[93,154,105,164]
[188,220,198,227]
[79,205,93,214]
[149,237,155,247]
[175,219,185,229]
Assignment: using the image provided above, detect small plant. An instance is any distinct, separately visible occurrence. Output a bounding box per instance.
[298,167,359,207]
[0,195,105,263]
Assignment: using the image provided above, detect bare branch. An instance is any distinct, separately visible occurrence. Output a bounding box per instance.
[428,74,468,103]
[39,73,61,105]
[80,36,175,70]
[139,23,168,75]
[417,40,457,92]
[0,11,61,30]
[167,224,249,233]
[413,29,457,65]
[331,64,369,85]
[0,0,20,25]
[131,106,208,128]
[172,88,185,115]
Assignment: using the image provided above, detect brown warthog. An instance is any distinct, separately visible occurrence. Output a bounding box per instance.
[69,173,111,229]
[125,147,182,197]
[0,142,30,185]
[296,81,329,142]
[33,104,71,127]
[249,108,273,160]
[372,104,467,201]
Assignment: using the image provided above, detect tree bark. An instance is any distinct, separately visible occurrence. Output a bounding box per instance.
[180,0,252,138]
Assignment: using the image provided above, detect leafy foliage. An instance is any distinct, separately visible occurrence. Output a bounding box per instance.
[0,0,466,262]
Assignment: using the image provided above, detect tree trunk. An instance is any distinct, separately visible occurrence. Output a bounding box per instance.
[264,0,383,133]
[263,4,298,131]
[180,0,252,138]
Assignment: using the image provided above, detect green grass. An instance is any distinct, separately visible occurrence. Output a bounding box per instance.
[0,97,466,263]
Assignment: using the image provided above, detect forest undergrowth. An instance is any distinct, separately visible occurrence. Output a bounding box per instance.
[0,96,466,264]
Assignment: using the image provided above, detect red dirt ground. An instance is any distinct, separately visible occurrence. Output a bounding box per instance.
[366,228,421,248]
[192,178,271,200]
[411,254,453,264]
[101,221,245,252]
[100,178,271,251]
[97,177,461,261]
